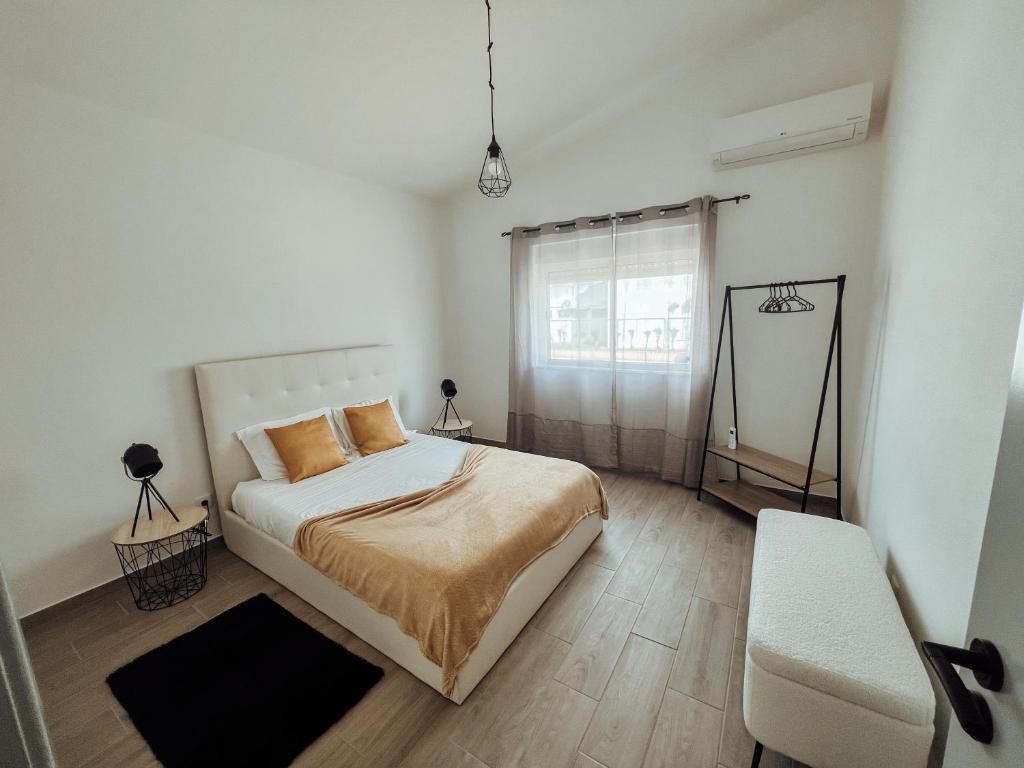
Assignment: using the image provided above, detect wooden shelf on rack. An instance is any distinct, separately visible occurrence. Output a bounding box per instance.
[707,443,835,489]
[701,480,800,518]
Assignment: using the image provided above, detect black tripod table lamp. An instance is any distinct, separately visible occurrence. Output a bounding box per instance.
[122,443,179,538]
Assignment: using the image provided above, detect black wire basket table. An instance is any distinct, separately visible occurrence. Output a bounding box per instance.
[111,505,209,611]
[428,418,473,442]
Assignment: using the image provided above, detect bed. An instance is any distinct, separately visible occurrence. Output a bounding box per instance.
[194,345,603,703]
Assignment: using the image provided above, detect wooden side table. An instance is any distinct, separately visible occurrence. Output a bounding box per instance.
[428,418,473,442]
[111,505,209,611]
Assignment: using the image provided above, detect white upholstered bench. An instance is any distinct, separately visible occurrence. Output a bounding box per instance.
[744,510,936,768]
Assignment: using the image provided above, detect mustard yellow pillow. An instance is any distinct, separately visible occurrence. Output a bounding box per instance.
[264,414,348,483]
[343,400,409,456]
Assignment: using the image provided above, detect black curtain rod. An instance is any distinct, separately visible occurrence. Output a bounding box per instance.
[499,193,750,237]
[711,194,751,206]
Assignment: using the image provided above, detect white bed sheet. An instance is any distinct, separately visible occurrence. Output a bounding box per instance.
[231,432,471,547]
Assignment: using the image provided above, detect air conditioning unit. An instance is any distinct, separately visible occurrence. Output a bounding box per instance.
[711,82,872,169]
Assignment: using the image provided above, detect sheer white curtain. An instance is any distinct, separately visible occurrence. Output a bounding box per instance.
[507,196,716,485]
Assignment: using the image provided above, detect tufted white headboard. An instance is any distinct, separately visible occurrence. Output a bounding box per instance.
[195,345,397,513]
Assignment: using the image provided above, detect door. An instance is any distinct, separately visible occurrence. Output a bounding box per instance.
[0,562,55,768]
[943,307,1024,765]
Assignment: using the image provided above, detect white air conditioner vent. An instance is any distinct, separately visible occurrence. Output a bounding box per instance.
[711,83,872,170]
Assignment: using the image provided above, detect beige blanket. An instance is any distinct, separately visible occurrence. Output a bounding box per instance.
[293,445,608,697]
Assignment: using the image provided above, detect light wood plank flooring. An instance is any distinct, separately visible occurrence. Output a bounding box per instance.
[23,472,822,768]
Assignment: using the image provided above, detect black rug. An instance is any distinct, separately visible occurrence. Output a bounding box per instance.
[107,593,383,768]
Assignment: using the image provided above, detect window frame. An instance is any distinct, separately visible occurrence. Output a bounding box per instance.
[531,231,699,374]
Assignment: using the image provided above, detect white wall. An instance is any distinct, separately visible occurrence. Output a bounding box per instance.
[441,0,902,507]
[856,0,1024,649]
[0,74,447,617]
[855,5,1024,758]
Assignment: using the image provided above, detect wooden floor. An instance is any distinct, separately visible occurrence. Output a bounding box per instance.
[23,472,821,768]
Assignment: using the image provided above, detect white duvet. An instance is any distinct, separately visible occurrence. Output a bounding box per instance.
[231,432,471,547]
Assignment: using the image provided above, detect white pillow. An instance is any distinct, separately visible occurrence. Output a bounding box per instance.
[331,396,409,454]
[235,407,345,481]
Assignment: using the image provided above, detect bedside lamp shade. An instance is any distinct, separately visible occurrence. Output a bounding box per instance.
[123,443,162,479]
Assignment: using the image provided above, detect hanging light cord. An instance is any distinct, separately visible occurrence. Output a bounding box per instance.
[486,0,495,139]
[477,0,509,196]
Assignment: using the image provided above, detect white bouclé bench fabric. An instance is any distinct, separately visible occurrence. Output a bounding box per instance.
[743,510,935,768]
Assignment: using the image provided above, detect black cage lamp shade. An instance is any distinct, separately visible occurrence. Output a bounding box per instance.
[441,378,458,399]
[478,138,511,198]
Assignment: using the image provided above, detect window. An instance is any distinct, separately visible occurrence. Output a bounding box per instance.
[547,273,610,363]
[614,271,694,367]
[531,222,698,370]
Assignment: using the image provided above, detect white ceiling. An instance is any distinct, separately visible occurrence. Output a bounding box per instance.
[0,0,820,198]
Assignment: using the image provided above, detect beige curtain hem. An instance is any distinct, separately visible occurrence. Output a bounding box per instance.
[507,412,711,487]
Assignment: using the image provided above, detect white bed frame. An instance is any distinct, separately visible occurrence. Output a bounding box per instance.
[195,345,601,703]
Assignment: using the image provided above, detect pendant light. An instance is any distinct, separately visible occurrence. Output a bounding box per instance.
[477,0,511,197]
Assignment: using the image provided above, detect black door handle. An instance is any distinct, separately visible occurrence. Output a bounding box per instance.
[920,638,1003,744]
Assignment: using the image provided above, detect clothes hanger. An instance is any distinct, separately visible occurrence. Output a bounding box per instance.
[758,281,815,313]
[789,282,815,311]
[782,282,800,312]
[782,282,797,311]
[771,283,788,312]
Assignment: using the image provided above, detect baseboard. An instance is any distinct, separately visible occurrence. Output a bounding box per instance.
[20,535,226,627]
[768,486,838,504]
[472,436,507,448]
[766,486,840,518]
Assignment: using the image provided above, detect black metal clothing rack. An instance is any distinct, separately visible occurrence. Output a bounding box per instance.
[696,275,845,520]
